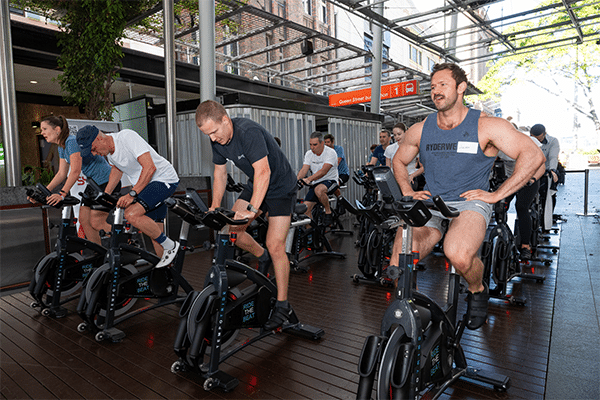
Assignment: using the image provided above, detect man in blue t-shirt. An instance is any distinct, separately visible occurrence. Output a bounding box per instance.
[391,63,545,330]
[324,133,349,185]
[195,100,297,331]
[367,130,391,166]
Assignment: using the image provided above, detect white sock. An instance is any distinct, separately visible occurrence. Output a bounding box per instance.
[161,237,175,250]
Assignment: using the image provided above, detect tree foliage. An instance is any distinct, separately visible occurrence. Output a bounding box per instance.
[13,0,244,120]
[470,1,600,134]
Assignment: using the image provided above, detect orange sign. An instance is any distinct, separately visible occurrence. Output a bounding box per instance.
[329,79,418,107]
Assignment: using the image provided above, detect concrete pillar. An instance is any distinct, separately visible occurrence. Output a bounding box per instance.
[164,0,178,170]
[370,2,383,115]
[0,1,21,186]
[199,1,216,102]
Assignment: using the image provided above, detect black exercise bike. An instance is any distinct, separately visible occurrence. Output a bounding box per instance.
[288,179,346,271]
[481,198,545,306]
[27,183,108,318]
[76,185,196,342]
[168,191,324,392]
[356,168,510,399]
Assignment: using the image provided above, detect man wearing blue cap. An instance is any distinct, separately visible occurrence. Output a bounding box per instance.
[76,125,180,268]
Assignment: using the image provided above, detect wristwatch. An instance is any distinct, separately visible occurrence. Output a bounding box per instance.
[246,203,259,213]
[129,190,138,198]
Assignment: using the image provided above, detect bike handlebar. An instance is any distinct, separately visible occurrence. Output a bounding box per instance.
[432,195,460,219]
[165,193,248,231]
[26,183,79,208]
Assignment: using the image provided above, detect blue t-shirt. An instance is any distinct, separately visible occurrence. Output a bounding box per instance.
[419,109,495,202]
[58,135,111,185]
[211,118,297,199]
[334,145,350,176]
[372,145,386,166]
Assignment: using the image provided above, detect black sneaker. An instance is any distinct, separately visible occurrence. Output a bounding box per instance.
[323,213,333,226]
[466,283,488,330]
[519,247,532,261]
[264,303,293,331]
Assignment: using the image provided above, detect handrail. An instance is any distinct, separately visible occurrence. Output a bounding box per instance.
[564,168,597,216]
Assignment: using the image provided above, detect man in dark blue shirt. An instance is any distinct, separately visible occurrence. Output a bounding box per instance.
[195,100,297,330]
[367,129,391,166]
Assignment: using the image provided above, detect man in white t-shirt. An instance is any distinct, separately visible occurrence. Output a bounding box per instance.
[76,125,180,268]
[297,131,339,226]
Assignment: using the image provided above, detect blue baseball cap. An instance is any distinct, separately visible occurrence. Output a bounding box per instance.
[76,125,99,157]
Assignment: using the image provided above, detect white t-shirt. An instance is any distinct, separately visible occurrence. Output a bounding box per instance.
[384,142,418,174]
[107,129,179,185]
[303,145,339,184]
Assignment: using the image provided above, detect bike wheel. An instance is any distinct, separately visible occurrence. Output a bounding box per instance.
[84,263,139,327]
[377,328,414,400]
[37,252,86,297]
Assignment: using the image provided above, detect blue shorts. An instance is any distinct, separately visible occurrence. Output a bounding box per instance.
[304,180,336,203]
[136,181,179,222]
[425,199,492,235]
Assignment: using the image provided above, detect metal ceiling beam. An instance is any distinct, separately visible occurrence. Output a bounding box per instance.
[226,33,318,63]
[252,44,337,71]
[448,0,515,52]
[331,0,459,62]
[216,20,288,48]
[561,0,584,43]
[275,53,369,79]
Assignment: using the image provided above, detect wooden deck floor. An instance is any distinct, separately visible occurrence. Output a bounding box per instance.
[0,223,560,400]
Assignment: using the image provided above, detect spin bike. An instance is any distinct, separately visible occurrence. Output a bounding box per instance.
[356,168,510,400]
[76,186,196,342]
[169,193,325,392]
[339,195,395,287]
[288,180,346,271]
[481,199,545,307]
[27,183,108,318]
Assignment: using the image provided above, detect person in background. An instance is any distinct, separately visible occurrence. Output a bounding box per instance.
[498,127,546,260]
[324,133,349,185]
[77,125,179,268]
[367,130,392,166]
[530,123,560,215]
[386,122,424,190]
[297,131,339,226]
[28,116,118,245]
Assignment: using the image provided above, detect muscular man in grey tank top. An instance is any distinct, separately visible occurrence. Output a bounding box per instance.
[390,63,545,330]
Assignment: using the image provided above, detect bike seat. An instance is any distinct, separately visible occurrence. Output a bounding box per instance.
[326,183,339,196]
[294,203,307,215]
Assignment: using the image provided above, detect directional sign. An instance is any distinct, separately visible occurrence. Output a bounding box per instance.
[329,79,418,107]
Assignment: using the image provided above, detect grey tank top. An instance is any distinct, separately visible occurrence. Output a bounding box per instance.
[419,108,495,202]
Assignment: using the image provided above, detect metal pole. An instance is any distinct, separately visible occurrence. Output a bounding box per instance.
[0,1,22,186]
[583,169,589,216]
[370,2,383,115]
[163,0,177,171]
[199,0,216,102]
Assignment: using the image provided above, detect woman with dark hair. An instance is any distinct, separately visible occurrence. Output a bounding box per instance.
[31,115,119,245]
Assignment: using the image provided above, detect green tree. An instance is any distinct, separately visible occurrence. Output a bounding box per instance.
[13,0,243,120]
[14,0,159,120]
[470,1,600,143]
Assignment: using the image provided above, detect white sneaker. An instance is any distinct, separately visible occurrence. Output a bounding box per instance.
[155,241,180,268]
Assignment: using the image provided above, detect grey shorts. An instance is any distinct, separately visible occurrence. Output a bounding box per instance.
[425,200,492,235]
